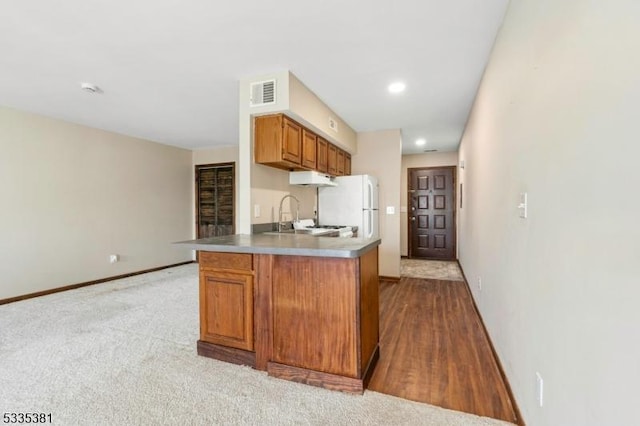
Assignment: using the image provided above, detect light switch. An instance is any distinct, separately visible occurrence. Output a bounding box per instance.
[386,206,395,215]
[518,193,528,218]
[254,204,261,218]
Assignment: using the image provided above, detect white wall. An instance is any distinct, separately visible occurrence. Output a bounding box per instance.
[352,130,402,278]
[458,1,640,424]
[400,152,458,256]
[0,107,192,300]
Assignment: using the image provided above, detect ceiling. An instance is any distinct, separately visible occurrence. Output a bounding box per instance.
[0,1,509,155]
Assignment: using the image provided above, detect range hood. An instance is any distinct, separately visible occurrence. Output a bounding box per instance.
[289,171,337,187]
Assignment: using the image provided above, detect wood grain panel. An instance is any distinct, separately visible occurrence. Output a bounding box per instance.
[419,235,429,248]
[268,362,365,394]
[272,256,358,377]
[254,114,282,164]
[316,137,328,173]
[368,277,518,423]
[359,247,379,377]
[434,195,445,209]
[435,174,445,189]
[199,251,252,271]
[197,340,256,368]
[418,195,428,209]
[301,129,317,169]
[282,116,302,164]
[344,153,351,175]
[199,270,253,351]
[418,215,428,228]
[418,175,429,190]
[253,254,274,371]
[337,149,345,175]
[327,144,338,175]
[434,215,446,229]
[434,234,446,248]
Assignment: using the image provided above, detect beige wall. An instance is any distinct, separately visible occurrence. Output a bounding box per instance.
[458,1,639,424]
[239,71,291,233]
[352,130,402,278]
[289,73,357,153]
[400,152,458,256]
[0,107,192,300]
[238,71,354,232]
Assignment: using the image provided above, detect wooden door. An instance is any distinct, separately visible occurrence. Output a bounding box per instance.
[301,129,317,169]
[282,117,302,164]
[196,163,235,239]
[408,167,456,259]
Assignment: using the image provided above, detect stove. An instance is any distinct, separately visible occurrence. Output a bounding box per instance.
[304,225,355,237]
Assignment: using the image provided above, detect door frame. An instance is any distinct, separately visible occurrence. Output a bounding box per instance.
[407,165,457,260]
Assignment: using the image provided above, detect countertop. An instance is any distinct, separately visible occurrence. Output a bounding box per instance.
[174,233,381,258]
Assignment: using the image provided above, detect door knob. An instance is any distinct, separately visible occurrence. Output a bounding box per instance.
[411,217,416,221]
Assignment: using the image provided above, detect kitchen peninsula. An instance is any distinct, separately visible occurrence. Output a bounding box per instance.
[176,234,381,393]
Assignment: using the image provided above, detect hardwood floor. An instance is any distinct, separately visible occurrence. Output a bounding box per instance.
[368,277,518,424]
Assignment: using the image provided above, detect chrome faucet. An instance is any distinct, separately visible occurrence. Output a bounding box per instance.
[278,194,300,233]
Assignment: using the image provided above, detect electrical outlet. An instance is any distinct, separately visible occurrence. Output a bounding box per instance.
[478,277,482,291]
[536,372,544,407]
[109,254,119,264]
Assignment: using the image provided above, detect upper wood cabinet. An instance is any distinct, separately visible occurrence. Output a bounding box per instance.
[327,143,338,175]
[345,153,351,176]
[301,129,317,169]
[255,113,351,176]
[336,149,345,176]
[316,137,328,173]
[254,114,302,170]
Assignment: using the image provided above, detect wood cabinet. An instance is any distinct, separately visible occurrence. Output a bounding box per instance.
[254,114,303,170]
[327,143,338,175]
[301,129,317,169]
[195,164,234,238]
[316,137,328,173]
[196,247,380,394]
[254,113,351,176]
[336,149,345,176]
[199,252,254,352]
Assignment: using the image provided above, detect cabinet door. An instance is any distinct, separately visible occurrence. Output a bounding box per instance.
[282,117,302,164]
[327,143,337,175]
[301,129,317,169]
[345,153,351,176]
[317,138,328,173]
[200,269,254,351]
[337,149,345,176]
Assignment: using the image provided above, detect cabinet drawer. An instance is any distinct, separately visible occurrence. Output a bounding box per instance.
[199,251,253,271]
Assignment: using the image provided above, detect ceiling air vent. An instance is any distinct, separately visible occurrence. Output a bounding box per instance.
[250,79,276,107]
[423,149,438,153]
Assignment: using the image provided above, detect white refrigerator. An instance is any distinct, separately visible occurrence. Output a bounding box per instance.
[318,174,379,238]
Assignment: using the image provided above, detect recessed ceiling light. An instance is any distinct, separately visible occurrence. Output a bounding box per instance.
[80,82,102,94]
[388,81,406,94]
[415,138,426,146]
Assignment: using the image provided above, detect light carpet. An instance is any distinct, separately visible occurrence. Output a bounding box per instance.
[400,259,465,281]
[0,264,511,425]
